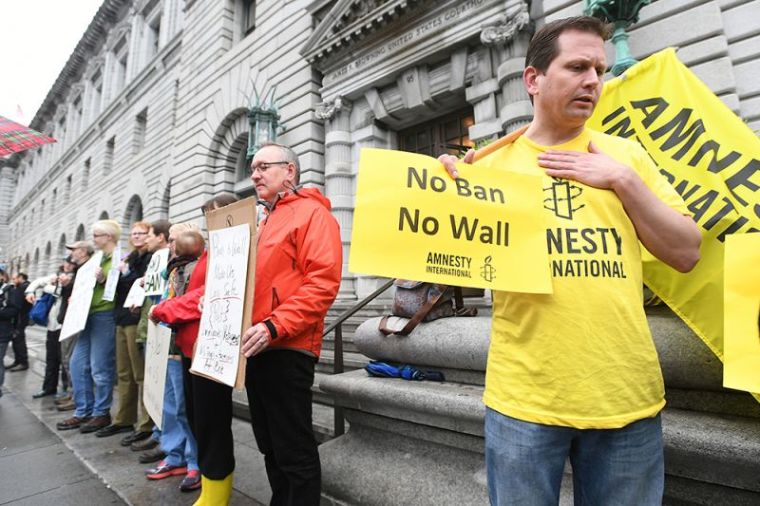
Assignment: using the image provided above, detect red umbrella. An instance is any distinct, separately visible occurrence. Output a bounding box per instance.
[0,115,56,157]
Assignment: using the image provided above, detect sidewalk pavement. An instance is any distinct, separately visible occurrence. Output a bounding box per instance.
[1,326,269,505]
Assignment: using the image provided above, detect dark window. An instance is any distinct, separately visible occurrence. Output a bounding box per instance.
[242,0,256,36]
[398,108,474,157]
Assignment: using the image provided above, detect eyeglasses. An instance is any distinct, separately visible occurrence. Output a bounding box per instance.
[93,233,108,238]
[251,161,289,173]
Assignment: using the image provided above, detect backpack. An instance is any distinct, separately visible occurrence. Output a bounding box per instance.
[29,292,55,326]
[378,280,479,336]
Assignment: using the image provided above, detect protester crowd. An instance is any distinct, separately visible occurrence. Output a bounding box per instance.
[0,15,706,506]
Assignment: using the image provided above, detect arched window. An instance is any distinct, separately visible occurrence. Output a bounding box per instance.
[75,224,86,241]
[124,195,143,228]
[32,248,40,278]
[58,234,67,261]
[99,211,109,220]
[44,241,52,274]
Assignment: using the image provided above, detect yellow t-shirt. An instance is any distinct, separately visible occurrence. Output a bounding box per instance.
[480,128,690,429]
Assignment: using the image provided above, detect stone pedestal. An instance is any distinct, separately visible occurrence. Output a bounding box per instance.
[318,308,760,505]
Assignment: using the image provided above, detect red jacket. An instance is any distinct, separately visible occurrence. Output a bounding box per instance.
[255,188,342,358]
[151,251,207,358]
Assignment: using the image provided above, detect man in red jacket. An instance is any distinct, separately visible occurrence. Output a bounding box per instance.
[241,142,342,505]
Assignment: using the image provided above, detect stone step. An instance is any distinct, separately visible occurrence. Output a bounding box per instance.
[320,371,760,500]
[316,350,368,375]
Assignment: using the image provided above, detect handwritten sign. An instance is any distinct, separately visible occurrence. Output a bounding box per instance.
[191,224,251,387]
[144,248,169,296]
[349,148,552,293]
[60,251,103,341]
[123,280,146,308]
[143,321,171,427]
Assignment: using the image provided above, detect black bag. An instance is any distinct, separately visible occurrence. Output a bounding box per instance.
[378,280,478,336]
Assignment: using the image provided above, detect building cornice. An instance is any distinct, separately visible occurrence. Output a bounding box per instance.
[29,0,128,133]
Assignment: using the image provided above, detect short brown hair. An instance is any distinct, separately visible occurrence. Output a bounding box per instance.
[526,16,611,72]
[150,219,172,242]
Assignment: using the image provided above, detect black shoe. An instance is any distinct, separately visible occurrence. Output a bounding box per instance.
[32,390,56,399]
[8,363,29,372]
[138,448,166,464]
[120,430,152,447]
[95,424,134,438]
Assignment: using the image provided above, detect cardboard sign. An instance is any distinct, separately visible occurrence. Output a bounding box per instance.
[144,248,169,296]
[350,148,552,294]
[60,251,103,340]
[191,197,257,389]
[143,321,172,427]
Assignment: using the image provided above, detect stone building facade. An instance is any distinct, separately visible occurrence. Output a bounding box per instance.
[1,0,759,291]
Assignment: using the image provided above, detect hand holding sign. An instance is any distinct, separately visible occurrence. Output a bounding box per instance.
[350,148,552,294]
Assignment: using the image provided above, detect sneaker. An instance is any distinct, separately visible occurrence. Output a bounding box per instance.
[80,415,111,434]
[95,424,133,438]
[139,448,167,464]
[179,470,202,492]
[132,437,159,452]
[121,430,152,447]
[145,460,187,480]
[57,415,91,431]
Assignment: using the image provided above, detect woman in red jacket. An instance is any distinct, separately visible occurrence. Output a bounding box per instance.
[150,193,238,504]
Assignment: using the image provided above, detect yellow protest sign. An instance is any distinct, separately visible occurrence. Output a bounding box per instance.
[723,233,760,394]
[587,48,760,363]
[350,148,552,293]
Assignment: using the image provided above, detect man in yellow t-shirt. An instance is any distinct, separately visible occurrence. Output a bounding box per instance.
[440,16,701,506]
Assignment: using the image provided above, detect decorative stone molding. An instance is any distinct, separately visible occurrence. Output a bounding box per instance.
[480,1,530,46]
[67,83,85,103]
[85,55,106,80]
[107,19,133,50]
[315,96,353,120]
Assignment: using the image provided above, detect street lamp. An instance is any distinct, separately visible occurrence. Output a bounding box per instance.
[247,87,280,159]
[584,0,651,76]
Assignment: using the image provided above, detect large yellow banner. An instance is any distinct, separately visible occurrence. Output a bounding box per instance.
[350,148,552,293]
[723,233,760,394]
[588,48,760,366]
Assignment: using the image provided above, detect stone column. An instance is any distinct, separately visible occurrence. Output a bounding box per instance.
[316,97,356,300]
[349,119,391,300]
[481,0,533,133]
[0,166,16,263]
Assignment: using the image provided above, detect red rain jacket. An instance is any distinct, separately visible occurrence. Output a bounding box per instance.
[255,188,342,358]
[151,251,207,358]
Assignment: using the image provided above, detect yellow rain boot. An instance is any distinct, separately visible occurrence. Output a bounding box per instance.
[193,473,233,506]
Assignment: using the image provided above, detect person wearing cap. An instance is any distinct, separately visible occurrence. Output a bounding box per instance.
[54,243,95,411]
[57,221,121,433]
[28,260,76,399]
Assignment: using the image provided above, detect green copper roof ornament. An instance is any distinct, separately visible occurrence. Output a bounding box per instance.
[584,0,651,76]
[247,84,281,158]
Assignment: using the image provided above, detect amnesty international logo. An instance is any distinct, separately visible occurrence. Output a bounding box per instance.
[543,178,585,220]
[480,255,496,282]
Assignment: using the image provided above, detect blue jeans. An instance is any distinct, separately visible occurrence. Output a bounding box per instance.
[160,358,198,471]
[70,311,116,417]
[485,408,663,506]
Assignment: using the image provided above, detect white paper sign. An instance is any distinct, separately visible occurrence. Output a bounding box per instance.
[101,246,121,302]
[144,248,169,296]
[191,224,251,386]
[123,280,146,308]
[143,321,171,428]
[60,251,103,341]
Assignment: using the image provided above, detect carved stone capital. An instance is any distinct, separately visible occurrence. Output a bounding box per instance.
[480,1,530,46]
[315,96,353,121]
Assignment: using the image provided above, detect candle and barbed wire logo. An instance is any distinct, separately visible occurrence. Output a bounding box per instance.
[544,178,585,220]
[480,255,496,282]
